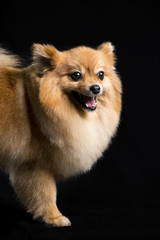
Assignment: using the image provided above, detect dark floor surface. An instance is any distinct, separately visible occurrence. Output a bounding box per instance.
[1,196,160,239]
[0,172,160,240]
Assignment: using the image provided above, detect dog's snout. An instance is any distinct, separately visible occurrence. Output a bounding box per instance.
[90,85,101,95]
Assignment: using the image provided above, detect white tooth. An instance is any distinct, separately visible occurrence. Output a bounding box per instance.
[86,103,89,107]
[93,103,97,107]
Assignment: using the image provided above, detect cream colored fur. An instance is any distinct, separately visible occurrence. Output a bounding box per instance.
[0,43,122,226]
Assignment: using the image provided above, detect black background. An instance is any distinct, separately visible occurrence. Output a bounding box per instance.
[0,2,160,239]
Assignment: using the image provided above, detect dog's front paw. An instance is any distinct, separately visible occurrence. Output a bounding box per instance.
[45,215,71,227]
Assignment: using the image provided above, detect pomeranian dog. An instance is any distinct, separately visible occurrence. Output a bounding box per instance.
[0,42,122,226]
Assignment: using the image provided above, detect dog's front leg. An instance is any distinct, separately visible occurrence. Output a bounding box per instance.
[11,165,71,227]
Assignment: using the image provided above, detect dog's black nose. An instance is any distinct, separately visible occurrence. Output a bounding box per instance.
[90,85,101,95]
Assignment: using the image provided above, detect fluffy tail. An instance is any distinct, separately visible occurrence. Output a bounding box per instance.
[0,48,20,68]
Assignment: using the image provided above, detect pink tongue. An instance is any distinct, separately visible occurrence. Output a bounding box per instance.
[83,96,95,107]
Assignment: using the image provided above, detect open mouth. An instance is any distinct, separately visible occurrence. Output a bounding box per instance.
[72,91,97,111]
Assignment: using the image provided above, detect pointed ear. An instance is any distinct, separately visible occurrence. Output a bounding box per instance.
[98,42,116,66]
[31,44,61,76]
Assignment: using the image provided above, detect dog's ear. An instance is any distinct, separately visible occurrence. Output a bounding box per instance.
[98,42,116,66]
[32,44,61,76]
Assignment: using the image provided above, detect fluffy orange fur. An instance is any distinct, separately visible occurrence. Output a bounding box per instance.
[0,43,122,226]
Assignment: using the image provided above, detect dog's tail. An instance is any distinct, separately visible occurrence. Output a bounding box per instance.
[0,48,20,68]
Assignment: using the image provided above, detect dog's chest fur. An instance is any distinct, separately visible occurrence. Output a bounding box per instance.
[39,107,119,179]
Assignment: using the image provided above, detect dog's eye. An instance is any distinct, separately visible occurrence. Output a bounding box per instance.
[97,71,104,80]
[71,72,82,81]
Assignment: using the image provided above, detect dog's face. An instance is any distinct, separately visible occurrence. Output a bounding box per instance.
[31,43,121,113]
